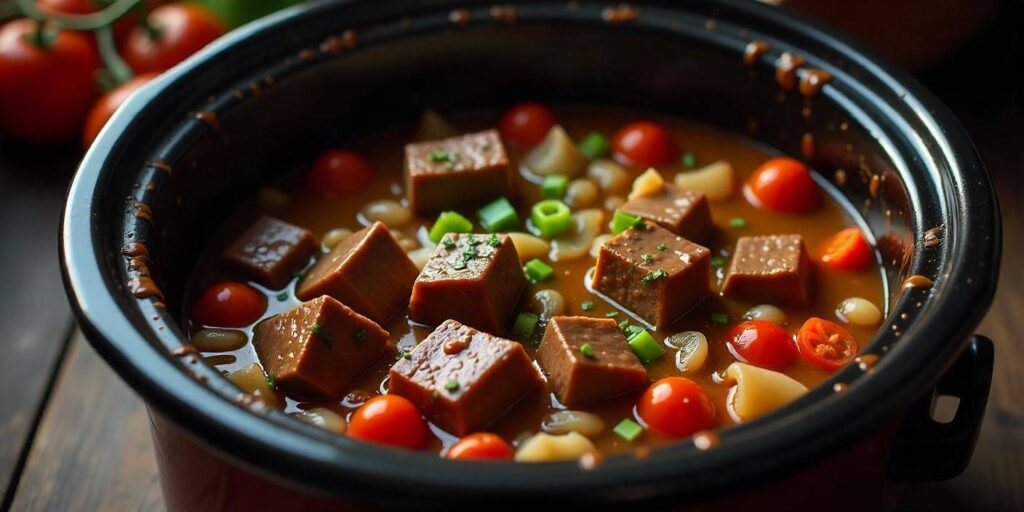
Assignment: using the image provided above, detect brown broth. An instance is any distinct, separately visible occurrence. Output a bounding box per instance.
[183,106,885,455]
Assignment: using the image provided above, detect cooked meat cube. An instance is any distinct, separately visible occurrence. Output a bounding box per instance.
[388,319,542,435]
[722,234,812,305]
[538,316,647,405]
[591,223,711,327]
[620,184,713,242]
[296,221,418,323]
[409,232,526,333]
[253,295,388,397]
[223,215,317,289]
[405,129,512,213]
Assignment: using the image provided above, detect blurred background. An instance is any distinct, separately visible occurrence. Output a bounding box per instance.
[0,0,1020,510]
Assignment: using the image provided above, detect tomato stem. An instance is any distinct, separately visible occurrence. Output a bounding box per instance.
[15,0,145,31]
[94,24,133,86]
[28,19,54,49]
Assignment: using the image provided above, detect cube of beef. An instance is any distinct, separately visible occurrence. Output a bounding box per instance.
[409,233,525,333]
[405,129,512,213]
[591,223,711,327]
[253,295,388,397]
[722,234,812,305]
[388,320,542,435]
[538,316,647,405]
[296,222,418,324]
[223,215,317,289]
[620,184,713,242]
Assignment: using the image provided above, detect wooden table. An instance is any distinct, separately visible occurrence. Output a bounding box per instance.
[1,18,1020,512]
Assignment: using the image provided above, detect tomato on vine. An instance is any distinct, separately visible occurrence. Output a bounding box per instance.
[0,18,101,143]
[121,3,224,74]
[83,72,158,148]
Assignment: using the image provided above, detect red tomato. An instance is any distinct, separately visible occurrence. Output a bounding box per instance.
[611,121,679,168]
[726,320,798,369]
[83,72,159,149]
[498,102,556,148]
[121,3,225,74]
[0,19,101,143]
[307,149,374,198]
[446,433,514,460]
[744,157,821,214]
[347,395,429,450]
[192,282,266,328]
[36,0,102,14]
[821,227,873,272]
[797,318,859,372]
[637,377,715,438]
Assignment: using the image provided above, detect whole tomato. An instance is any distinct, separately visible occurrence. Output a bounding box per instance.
[121,3,225,74]
[83,72,159,149]
[0,19,101,143]
[36,0,104,15]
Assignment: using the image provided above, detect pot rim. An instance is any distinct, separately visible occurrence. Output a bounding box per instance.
[61,0,1000,505]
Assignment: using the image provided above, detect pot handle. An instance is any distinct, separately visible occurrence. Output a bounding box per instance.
[886,335,994,483]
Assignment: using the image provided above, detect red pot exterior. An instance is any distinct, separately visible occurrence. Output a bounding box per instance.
[149,407,893,511]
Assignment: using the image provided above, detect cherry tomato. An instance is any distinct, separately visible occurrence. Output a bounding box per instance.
[726,320,798,369]
[637,377,715,438]
[744,157,821,214]
[37,0,103,14]
[347,395,429,449]
[307,149,374,198]
[192,282,266,328]
[498,102,556,148]
[121,3,225,74]
[0,19,101,143]
[797,317,859,372]
[446,432,514,460]
[611,121,679,168]
[83,72,159,149]
[821,227,873,272]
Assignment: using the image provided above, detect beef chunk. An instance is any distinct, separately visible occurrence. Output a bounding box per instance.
[405,129,512,213]
[722,234,812,305]
[296,222,418,324]
[409,232,525,333]
[389,320,542,435]
[223,215,317,289]
[538,316,647,405]
[253,295,388,397]
[620,184,713,242]
[591,223,711,327]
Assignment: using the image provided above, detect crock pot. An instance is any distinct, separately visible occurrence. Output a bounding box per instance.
[61,1,1001,510]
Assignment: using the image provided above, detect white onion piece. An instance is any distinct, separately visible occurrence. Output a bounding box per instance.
[724,362,807,421]
[541,410,606,436]
[836,297,882,325]
[296,407,347,435]
[508,232,551,263]
[673,160,735,201]
[524,125,587,177]
[742,304,787,325]
[550,209,604,261]
[665,331,709,373]
[514,432,597,462]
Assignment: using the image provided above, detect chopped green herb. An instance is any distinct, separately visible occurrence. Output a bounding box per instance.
[452,259,467,270]
[481,143,492,151]
[530,199,572,238]
[309,322,334,346]
[524,258,554,283]
[444,379,460,392]
[477,197,519,233]
[621,323,645,340]
[467,235,483,246]
[710,312,729,325]
[729,217,747,229]
[627,329,666,363]
[613,418,645,442]
[641,269,669,286]
[581,300,595,311]
[605,311,619,318]
[487,233,501,247]
[643,254,654,264]
[681,152,697,168]
[610,209,644,235]
[618,319,630,331]
[542,175,570,200]
[354,328,367,343]
[512,312,540,338]
[578,131,611,160]
[428,211,473,243]
[265,374,277,391]
[462,245,479,261]
[276,291,289,302]
[657,243,667,252]
[580,343,595,358]
[429,149,458,164]
[442,238,457,250]
[398,347,412,360]
[711,256,726,268]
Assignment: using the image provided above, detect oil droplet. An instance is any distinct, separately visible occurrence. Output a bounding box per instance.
[121,242,149,258]
[449,8,470,26]
[798,69,832,97]
[146,160,172,175]
[834,169,847,186]
[904,275,934,290]
[693,431,720,450]
[490,5,517,24]
[869,175,881,198]
[923,225,943,248]
[801,133,815,160]
[170,344,198,357]
[775,52,806,91]
[128,276,164,300]
[192,111,220,130]
[743,40,770,66]
[632,445,652,460]
[578,450,603,470]
[602,4,638,24]
[833,382,848,393]
[855,354,879,371]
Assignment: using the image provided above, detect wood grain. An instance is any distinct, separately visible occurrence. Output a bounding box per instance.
[0,144,78,508]
[8,332,165,512]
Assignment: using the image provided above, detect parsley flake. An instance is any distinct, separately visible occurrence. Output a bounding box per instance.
[354,328,367,343]
[657,243,667,252]
[643,254,654,264]
[641,269,669,286]
[310,322,334,346]
[581,300,595,311]
[265,374,277,391]
[487,233,501,247]
[444,379,460,392]
[580,343,595,358]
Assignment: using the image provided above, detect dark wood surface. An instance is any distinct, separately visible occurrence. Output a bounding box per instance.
[1,10,1021,512]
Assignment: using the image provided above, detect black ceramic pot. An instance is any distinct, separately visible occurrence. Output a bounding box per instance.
[61,1,1001,510]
